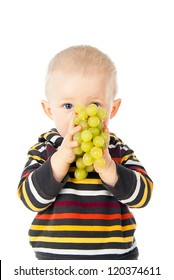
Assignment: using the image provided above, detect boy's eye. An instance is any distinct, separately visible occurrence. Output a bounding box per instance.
[63,103,73,109]
[92,102,100,107]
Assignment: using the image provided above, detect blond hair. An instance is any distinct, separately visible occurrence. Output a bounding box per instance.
[45,45,118,98]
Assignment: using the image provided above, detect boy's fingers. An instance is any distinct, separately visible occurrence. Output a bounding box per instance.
[68,112,76,132]
[69,141,79,149]
[70,125,81,136]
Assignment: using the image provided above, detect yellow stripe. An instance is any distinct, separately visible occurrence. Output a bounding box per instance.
[120,153,134,163]
[29,236,133,243]
[67,177,102,185]
[30,224,136,232]
[131,174,148,208]
[43,131,54,139]
[22,182,48,212]
[28,155,45,162]
[30,143,44,150]
[17,182,23,197]
[147,177,153,192]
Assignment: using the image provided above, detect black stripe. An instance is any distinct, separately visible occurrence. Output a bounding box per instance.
[32,218,134,227]
[31,241,135,250]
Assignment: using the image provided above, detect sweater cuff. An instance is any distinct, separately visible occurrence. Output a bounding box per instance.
[102,162,136,200]
[32,158,69,199]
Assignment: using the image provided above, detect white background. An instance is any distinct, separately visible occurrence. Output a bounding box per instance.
[0,0,173,278]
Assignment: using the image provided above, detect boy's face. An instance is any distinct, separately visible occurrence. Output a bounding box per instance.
[42,71,120,137]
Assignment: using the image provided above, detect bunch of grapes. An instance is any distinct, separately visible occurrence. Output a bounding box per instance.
[73,104,109,180]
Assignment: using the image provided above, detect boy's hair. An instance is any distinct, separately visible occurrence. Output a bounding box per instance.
[45,45,118,98]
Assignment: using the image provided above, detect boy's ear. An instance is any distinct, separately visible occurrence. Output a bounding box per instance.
[41,100,53,120]
[110,98,121,119]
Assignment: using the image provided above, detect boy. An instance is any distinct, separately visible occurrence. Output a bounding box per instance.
[18,45,153,260]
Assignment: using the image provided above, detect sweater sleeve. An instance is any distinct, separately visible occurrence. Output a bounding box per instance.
[17,143,68,212]
[103,135,153,208]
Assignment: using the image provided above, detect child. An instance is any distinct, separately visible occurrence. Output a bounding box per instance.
[18,45,153,260]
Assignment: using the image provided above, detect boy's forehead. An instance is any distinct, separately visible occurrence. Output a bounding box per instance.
[46,70,110,100]
[48,68,109,86]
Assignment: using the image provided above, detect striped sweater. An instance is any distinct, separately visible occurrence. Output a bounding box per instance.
[18,128,153,259]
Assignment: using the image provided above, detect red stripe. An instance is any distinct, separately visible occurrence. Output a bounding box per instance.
[36,213,133,220]
[112,157,121,163]
[22,171,31,178]
[46,146,56,151]
[128,166,147,175]
[54,201,120,208]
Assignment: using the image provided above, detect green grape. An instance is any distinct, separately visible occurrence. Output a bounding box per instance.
[76,157,86,169]
[83,152,94,166]
[73,146,83,155]
[81,129,93,142]
[73,115,80,125]
[86,103,98,116]
[88,116,100,127]
[79,120,89,130]
[85,165,94,172]
[100,132,109,143]
[90,147,102,159]
[93,135,104,147]
[74,168,88,180]
[78,110,88,120]
[94,157,105,168]
[88,127,100,138]
[81,141,93,152]
[97,120,104,131]
[97,107,107,120]
[74,104,86,113]
[73,131,82,144]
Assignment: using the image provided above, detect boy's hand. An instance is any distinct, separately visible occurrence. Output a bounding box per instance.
[58,113,81,164]
[50,113,81,182]
[94,149,118,187]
